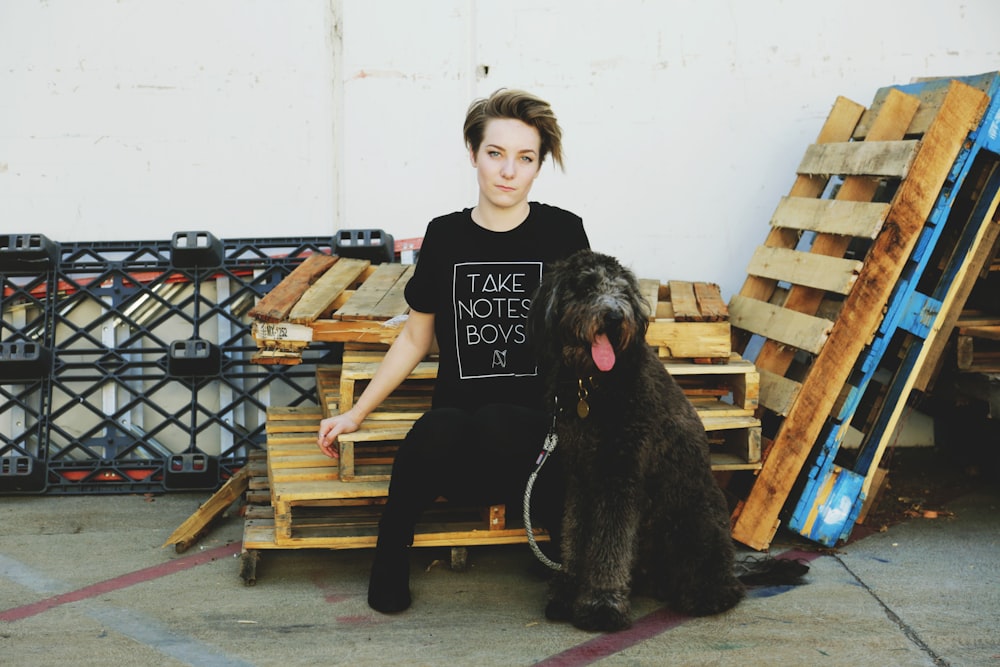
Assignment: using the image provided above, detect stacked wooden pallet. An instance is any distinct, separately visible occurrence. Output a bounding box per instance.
[728,72,1000,549]
[930,235,1000,421]
[246,254,733,365]
[954,244,1000,375]
[239,348,762,579]
[235,265,762,577]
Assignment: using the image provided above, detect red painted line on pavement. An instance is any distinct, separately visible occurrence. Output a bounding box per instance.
[1,542,241,623]
[535,550,823,666]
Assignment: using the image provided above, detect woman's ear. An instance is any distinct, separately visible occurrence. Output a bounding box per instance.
[469,147,478,167]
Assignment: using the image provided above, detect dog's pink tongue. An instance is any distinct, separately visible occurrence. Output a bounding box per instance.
[592,334,616,371]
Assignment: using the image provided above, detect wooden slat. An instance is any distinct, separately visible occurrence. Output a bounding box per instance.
[729,295,832,355]
[693,283,728,321]
[732,81,989,551]
[638,278,660,319]
[338,422,413,442]
[334,263,413,321]
[366,264,415,320]
[747,246,863,295]
[668,281,701,321]
[646,320,731,359]
[309,319,405,345]
[757,368,802,417]
[288,258,371,324]
[267,406,323,420]
[797,139,920,178]
[161,466,251,552]
[248,253,337,323]
[770,197,891,239]
[959,324,1000,340]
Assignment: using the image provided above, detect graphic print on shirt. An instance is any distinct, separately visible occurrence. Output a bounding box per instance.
[453,261,542,380]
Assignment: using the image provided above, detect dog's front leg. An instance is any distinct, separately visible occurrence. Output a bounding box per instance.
[545,479,584,623]
[571,488,639,632]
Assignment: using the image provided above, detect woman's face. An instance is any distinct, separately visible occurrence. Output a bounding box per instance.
[471,118,542,212]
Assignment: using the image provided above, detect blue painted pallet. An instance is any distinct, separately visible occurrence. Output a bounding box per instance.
[788,72,1000,545]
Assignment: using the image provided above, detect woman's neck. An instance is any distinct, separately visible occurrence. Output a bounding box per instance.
[471,201,531,232]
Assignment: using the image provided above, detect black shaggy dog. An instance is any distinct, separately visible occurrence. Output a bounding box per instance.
[528,249,746,632]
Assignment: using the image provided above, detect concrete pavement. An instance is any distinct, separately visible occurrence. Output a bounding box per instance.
[1,470,997,666]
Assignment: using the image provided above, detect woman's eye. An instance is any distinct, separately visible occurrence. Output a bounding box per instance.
[488,150,501,158]
[520,155,534,163]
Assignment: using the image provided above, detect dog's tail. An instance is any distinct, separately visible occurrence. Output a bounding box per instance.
[734,555,810,586]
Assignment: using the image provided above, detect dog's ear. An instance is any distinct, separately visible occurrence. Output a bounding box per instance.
[619,259,651,343]
[529,260,566,364]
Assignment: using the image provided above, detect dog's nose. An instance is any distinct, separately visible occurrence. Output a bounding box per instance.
[604,309,624,326]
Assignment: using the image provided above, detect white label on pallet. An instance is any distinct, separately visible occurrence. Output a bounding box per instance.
[252,320,314,343]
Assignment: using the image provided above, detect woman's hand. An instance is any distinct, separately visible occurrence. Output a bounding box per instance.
[316,310,435,459]
[317,413,360,459]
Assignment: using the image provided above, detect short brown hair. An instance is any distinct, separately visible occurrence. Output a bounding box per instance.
[463,89,564,170]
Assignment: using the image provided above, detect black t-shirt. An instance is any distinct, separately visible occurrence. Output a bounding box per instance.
[404,203,590,412]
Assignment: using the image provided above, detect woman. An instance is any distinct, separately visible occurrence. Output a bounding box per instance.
[318,88,589,613]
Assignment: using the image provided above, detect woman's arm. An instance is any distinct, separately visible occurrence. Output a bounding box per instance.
[317,309,436,458]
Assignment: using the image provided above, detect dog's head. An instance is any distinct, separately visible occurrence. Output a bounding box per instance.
[530,249,650,376]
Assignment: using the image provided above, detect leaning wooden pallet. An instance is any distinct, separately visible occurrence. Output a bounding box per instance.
[788,73,1000,546]
[728,79,989,551]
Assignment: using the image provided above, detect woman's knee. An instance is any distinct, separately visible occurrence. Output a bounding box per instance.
[398,408,473,464]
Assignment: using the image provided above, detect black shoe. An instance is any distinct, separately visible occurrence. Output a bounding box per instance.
[367,545,411,613]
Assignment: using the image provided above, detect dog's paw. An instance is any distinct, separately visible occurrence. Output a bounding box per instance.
[545,596,573,622]
[572,591,632,632]
[674,579,745,617]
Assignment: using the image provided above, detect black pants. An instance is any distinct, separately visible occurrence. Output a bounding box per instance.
[376,403,564,549]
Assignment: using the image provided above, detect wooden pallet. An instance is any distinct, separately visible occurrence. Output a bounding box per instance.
[238,349,762,577]
[315,353,762,477]
[249,261,733,364]
[786,73,1000,547]
[728,78,990,550]
[956,320,1000,372]
[249,406,543,549]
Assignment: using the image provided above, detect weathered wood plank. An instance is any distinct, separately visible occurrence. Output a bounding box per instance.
[732,81,988,551]
[757,368,802,417]
[770,197,890,239]
[797,139,920,178]
[638,278,660,320]
[693,282,728,321]
[729,295,832,355]
[251,320,314,345]
[646,320,730,359]
[367,264,415,320]
[161,466,251,552]
[248,253,337,323]
[309,318,406,345]
[288,258,371,324]
[668,281,700,321]
[747,246,863,295]
[334,263,413,321]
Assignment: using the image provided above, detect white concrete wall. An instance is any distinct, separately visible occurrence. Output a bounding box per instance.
[3,0,999,298]
[0,0,338,241]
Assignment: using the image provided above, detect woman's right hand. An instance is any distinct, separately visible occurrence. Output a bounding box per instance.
[317,413,361,459]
